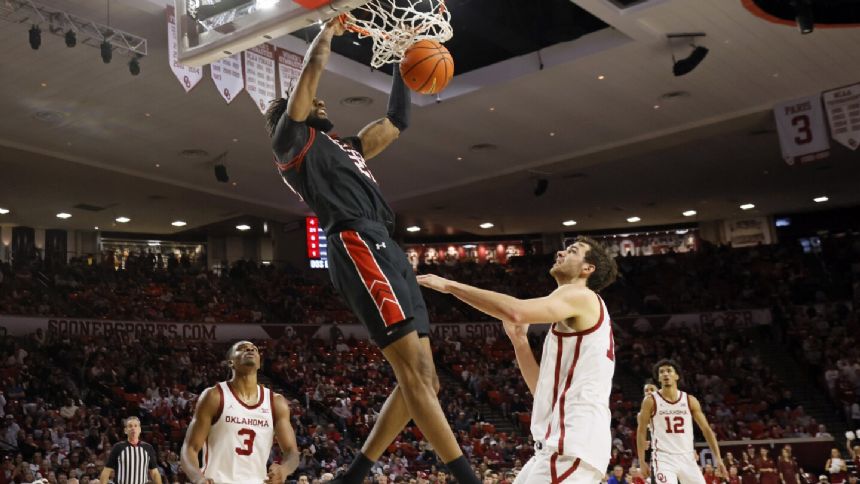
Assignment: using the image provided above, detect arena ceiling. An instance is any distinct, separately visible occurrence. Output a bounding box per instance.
[1,0,859,238]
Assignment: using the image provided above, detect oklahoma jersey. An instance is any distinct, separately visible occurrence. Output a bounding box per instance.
[530,293,615,473]
[202,382,276,484]
[650,391,694,456]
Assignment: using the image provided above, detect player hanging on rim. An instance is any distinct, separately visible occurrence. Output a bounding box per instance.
[180,341,299,484]
[419,237,619,484]
[637,359,728,484]
[264,17,480,484]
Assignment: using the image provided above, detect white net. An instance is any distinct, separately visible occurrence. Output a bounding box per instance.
[341,0,452,68]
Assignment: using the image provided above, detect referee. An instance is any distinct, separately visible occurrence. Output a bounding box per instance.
[99,416,162,484]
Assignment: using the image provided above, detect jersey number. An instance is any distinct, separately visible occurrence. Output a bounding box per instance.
[606,329,615,361]
[664,416,685,434]
[792,114,812,145]
[235,428,256,455]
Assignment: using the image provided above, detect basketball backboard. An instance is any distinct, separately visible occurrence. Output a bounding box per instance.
[176,0,371,67]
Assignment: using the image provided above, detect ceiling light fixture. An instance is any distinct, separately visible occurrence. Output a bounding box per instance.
[236,224,251,231]
[479,222,494,229]
[740,203,755,210]
[100,38,112,63]
[682,210,697,217]
[562,220,577,227]
[668,33,708,77]
[56,212,72,219]
[813,196,828,203]
[94,226,99,230]
[627,216,641,223]
[0,208,9,215]
[406,226,421,232]
[171,220,187,227]
[115,216,131,223]
[597,75,605,80]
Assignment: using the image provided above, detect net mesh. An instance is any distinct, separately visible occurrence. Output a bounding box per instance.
[341,0,452,68]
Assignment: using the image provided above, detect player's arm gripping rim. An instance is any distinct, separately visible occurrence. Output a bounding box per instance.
[267,393,301,484]
[417,275,592,325]
[636,395,655,480]
[690,395,728,479]
[180,386,220,484]
[285,18,344,123]
[502,320,539,394]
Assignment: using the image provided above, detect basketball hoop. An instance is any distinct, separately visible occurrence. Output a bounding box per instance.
[340,0,452,68]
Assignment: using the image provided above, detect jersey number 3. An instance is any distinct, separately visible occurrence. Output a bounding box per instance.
[235,428,257,455]
[664,416,685,434]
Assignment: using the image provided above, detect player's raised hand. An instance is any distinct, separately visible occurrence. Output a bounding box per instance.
[502,320,529,345]
[326,16,346,36]
[265,463,288,484]
[416,274,453,293]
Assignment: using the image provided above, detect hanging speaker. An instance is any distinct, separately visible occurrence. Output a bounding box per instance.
[214,164,229,183]
[534,178,549,197]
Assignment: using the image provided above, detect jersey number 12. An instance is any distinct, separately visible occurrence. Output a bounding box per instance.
[664,416,685,434]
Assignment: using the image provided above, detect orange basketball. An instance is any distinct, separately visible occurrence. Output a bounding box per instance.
[400,39,454,95]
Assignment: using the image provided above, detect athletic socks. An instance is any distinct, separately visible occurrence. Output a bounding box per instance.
[444,455,481,484]
[337,452,374,484]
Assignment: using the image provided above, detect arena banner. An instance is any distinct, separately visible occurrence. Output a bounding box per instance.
[277,47,303,99]
[166,5,203,92]
[244,43,278,113]
[0,309,770,342]
[695,437,834,472]
[823,82,860,150]
[211,53,245,104]
[773,94,831,165]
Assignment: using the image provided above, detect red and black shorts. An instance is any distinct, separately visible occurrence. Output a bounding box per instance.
[327,224,430,349]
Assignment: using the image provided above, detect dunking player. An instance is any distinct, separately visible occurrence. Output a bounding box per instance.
[181,341,299,483]
[420,237,619,483]
[636,360,727,484]
[264,18,480,484]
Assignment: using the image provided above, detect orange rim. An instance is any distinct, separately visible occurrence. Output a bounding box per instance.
[740,0,860,28]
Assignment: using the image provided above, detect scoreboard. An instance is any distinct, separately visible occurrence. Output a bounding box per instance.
[306,217,328,269]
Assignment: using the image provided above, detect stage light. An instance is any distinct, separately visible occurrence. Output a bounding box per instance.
[673,46,709,77]
[100,39,112,63]
[129,56,140,76]
[64,29,76,47]
[29,25,41,49]
[793,0,814,34]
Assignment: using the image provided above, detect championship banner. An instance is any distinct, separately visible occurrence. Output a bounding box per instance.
[823,83,860,150]
[773,95,830,165]
[277,48,304,99]
[244,43,278,114]
[211,53,245,104]
[724,217,774,248]
[166,5,203,93]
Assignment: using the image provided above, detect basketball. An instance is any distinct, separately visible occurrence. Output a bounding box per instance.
[400,39,454,95]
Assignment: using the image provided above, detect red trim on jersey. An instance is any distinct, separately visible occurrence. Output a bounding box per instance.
[275,127,316,173]
[551,293,605,337]
[550,453,581,484]
[227,383,265,410]
[339,231,406,326]
[686,393,692,413]
[557,336,584,454]
[545,332,565,440]
[270,388,279,423]
[656,389,683,405]
[212,384,225,425]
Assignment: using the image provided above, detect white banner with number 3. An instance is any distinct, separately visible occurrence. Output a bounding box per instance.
[774,95,830,165]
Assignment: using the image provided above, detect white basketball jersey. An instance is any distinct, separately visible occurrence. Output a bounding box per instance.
[530,294,615,473]
[202,382,276,484]
[650,390,695,457]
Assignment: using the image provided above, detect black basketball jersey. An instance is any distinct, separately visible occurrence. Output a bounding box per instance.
[273,118,395,234]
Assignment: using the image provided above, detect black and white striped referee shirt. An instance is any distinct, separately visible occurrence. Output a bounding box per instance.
[105,440,158,484]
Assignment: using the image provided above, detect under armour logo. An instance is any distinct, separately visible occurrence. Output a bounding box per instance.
[376,242,386,250]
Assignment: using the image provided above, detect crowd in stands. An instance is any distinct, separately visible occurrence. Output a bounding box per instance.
[1,234,859,483]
